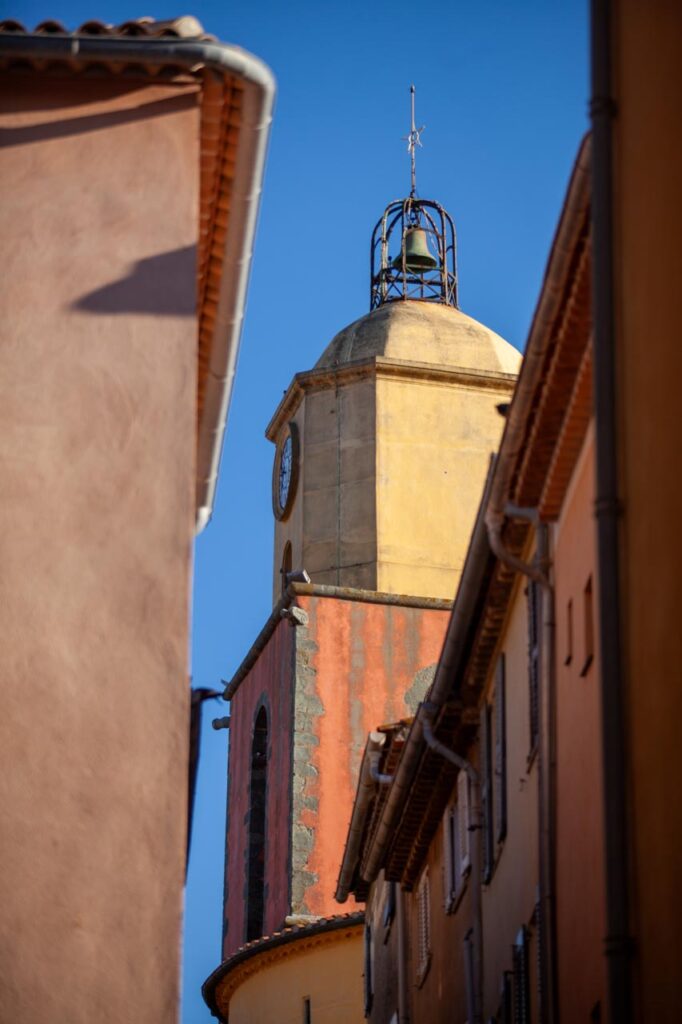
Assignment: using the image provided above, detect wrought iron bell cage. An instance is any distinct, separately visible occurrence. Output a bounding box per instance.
[370,197,458,311]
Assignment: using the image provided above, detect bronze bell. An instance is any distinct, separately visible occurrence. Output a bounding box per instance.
[392,227,439,274]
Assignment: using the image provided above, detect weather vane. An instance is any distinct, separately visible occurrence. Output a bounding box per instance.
[402,84,425,198]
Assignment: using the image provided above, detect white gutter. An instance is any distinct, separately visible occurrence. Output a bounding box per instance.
[0,33,276,534]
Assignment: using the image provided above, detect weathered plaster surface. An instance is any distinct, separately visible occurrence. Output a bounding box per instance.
[271,302,520,605]
[292,593,449,918]
[223,619,295,956]
[0,74,199,1022]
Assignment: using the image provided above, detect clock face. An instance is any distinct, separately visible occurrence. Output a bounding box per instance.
[278,435,293,511]
[272,422,299,521]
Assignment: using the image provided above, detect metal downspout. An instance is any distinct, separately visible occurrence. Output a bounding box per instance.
[590,1,633,1019]
[537,524,559,1024]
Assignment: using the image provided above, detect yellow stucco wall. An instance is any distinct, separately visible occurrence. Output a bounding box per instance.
[376,374,511,598]
[226,932,364,1024]
[270,302,520,604]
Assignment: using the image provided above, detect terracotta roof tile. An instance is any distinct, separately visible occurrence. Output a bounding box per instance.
[0,16,210,39]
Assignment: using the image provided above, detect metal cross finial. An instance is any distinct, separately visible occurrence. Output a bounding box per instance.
[402,83,425,197]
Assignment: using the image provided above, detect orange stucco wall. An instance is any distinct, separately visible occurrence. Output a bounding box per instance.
[222,592,449,957]
[0,73,199,1022]
[293,594,449,919]
[611,4,682,1018]
[553,426,606,1019]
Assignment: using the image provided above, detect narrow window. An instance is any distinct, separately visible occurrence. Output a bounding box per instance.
[363,922,373,1017]
[512,927,531,1024]
[443,801,459,911]
[527,582,541,753]
[564,598,573,666]
[382,879,396,933]
[581,575,594,676]
[416,868,431,982]
[281,541,293,596]
[494,654,507,845]
[246,707,268,942]
[481,702,494,883]
[444,769,471,912]
[457,769,471,877]
[302,997,312,1024]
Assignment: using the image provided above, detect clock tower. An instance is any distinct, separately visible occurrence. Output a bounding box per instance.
[214,189,520,964]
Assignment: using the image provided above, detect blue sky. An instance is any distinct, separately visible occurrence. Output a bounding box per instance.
[12,0,589,1019]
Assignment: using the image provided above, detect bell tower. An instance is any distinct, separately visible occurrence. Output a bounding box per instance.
[268,123,520,602]
[214,91,521,967]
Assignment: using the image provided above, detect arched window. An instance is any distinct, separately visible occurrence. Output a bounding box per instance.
[280,541,293,595]
[246,706,268,941]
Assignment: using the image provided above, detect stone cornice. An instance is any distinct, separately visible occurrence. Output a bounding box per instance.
[224,583,452,701]
[265,355,518,441]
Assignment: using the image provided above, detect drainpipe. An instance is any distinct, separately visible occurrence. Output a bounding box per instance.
[335,732,387,903]
[590,1,633,1019]
[422,703,483,1024]
[0,31,276,534]
[536,525,559,1024]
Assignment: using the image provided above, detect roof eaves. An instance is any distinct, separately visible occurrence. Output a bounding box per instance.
[202,912,365,1020]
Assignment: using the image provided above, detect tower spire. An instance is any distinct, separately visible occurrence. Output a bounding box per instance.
[403,83,425,198]
[370,86,458,310]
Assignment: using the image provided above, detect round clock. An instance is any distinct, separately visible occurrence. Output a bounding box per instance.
[272,421,300,521]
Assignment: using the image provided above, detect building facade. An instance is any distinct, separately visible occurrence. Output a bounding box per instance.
[0,19,273,1023]
[337,137,607,1024]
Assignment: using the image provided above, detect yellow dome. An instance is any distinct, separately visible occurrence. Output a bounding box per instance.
[315,300,521,376]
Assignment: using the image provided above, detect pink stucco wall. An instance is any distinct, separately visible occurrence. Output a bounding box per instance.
[223,619,295,956]
[0,73,199,1022]
[553,426,606,1020]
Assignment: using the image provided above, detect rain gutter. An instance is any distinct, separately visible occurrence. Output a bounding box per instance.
[483,135,591,572]
[0,32,275,534]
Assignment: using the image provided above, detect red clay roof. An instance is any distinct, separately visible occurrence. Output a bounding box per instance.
[0,16,211,39]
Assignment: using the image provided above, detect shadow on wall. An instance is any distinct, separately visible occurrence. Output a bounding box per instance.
[0,91,198,146]
[73,245,197,316]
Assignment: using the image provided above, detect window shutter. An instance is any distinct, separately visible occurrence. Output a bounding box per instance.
[494,655,507,844]
[512,927,530,1024]
[480,703,494,883]
[458,769,471,876]
[527,582,540,751]
[500,971,513,1024]
[382,880,396,930]
[417,869,431,978]
[463,927,476,1023]
[442,806,454,909]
